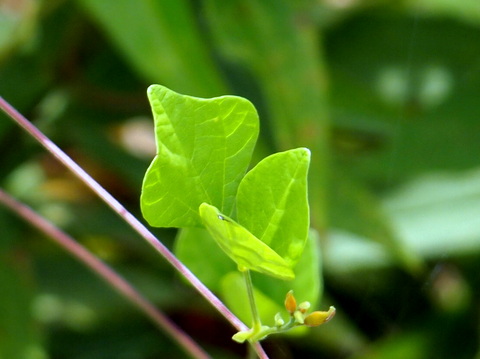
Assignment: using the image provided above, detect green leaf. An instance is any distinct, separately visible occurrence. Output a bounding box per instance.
[205,0,330,231]
[251,229,322,314]
[174,227,236,291]
[78,0,225,96]
[328,16,480,181]
[0,261,44,359]
[141,85,259,228]
[199,203,294,280]
[329,171,423,274]
[288,229,322,306]
[0,1,38,59]
[237,148,311,267]
[175,228,322,320]
[384,170,480,258]
[403,0,480,25]
[204,0,329,148]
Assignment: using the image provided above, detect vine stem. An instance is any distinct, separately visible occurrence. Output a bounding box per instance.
[244,270,262,359]
[0,96,270,359]
[243,270,261,331]
[0,188,210,359]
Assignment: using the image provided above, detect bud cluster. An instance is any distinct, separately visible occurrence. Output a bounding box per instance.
[232,290,336,344]
[282,290,336,328]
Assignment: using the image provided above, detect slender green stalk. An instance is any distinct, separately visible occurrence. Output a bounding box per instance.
[247,344,258,359]
[243,269,261,331]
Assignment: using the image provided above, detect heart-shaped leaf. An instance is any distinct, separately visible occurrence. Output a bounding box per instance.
[237,148,311,267]
[141,85,259,227]
[199,203,294,280]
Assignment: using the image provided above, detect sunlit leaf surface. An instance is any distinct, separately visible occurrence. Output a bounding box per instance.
[237,148,310,267]
[141,85,258,227]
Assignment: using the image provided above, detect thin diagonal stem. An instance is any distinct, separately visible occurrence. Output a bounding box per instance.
[0,96,269,359]
[0,95,244,331]
[0,188,210,359]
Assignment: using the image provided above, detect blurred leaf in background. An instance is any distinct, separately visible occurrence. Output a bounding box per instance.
[1,0,480,358]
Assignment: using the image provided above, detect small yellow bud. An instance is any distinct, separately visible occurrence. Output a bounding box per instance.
[298,301,311,313]
[304,306,336,327]
[284,290,297,315]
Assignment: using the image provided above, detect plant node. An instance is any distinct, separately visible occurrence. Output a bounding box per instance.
[232,290,335,343]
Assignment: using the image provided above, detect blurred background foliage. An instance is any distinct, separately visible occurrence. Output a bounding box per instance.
[1,0,480,358]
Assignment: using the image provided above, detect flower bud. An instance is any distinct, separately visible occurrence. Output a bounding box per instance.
[274,312,285,326]
[304,306,336,327]
[294,310,304,324]
[285,290,297,315]
[298,301,311,313]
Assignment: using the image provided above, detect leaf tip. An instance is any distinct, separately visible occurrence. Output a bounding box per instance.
[146,84,163,98]
[146,84,157,93]
[298,147,311,160]
[284,270,295,281]
[199,202,213,217]
[278,268,295,281]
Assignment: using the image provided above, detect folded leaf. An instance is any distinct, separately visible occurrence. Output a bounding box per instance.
[199,203,294,280]
[250,229,322,317]
[141,85,259,227]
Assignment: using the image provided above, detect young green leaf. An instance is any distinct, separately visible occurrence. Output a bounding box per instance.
[237,148,311,267]
[199,203,294,280]
[141,85,259,228]
[174,227,236,290]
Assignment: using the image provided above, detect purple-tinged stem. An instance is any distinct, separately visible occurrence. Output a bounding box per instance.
[0,188,210,359]
[0,96,269,359]
[0,96,244,330]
